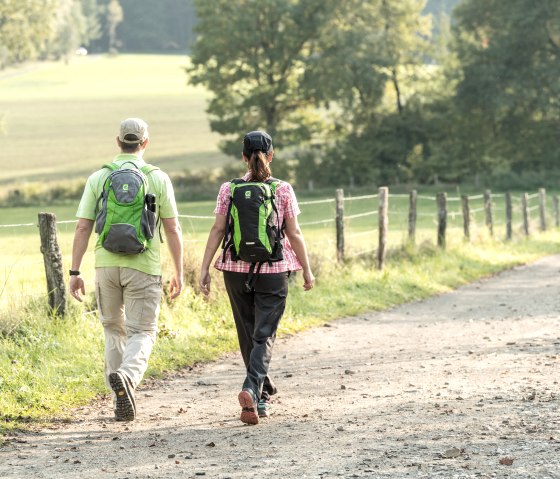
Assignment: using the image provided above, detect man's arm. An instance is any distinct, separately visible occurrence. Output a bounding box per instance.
[161,217,183,299]
[69,218,94,302]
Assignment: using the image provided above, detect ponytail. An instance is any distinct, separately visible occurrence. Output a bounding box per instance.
[248,150,271,182]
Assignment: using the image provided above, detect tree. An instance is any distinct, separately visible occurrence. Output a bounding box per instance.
[46,0,87,62]
[0,0,56,68]
[189,0,439,189]
[107,0,123,53]
[118,0,195,52]
[449,0,560,182]
[306,0,434,186]
[80,0,103,47]
[188,0,341,157]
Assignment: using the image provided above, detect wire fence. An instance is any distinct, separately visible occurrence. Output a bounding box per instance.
[1,187,557,314]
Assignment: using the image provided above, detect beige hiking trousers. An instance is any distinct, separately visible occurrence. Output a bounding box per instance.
[95,267,162,390]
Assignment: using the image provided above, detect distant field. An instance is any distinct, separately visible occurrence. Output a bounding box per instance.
[0,54,230,186]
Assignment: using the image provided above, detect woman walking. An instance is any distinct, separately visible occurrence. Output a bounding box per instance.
[200,130,314,425]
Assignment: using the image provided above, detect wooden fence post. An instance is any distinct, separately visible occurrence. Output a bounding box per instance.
[553,195,560,228]
[461,195,470,241]
[377,187,388,270]
[521,193,529,236]
[538,188,547,231]
[437,192,447,249]
[505,192,512,240]
[335,189,345,262]
[484,189,493,237]
[408,190,417,245]
[38,213,66,317]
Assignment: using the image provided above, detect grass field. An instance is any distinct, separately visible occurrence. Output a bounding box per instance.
[0,54,229,186]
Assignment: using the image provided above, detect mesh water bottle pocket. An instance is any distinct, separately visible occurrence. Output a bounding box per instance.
[141,209,157,240]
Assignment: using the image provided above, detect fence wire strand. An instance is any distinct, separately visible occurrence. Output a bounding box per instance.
[344,194,378,202]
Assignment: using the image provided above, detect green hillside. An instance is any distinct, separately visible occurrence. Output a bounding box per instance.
[0,54,229,186]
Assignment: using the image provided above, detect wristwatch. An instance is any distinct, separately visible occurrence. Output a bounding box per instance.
[69,270,81,276]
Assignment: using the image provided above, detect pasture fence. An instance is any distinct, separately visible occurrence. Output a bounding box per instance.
[2,187,558,317]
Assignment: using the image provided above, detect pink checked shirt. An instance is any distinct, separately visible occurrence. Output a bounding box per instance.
[213,175,303,273]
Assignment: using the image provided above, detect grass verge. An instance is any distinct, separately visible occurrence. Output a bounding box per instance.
[1,233,559,434]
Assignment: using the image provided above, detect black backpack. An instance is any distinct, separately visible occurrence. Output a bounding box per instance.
[222,178,284,290]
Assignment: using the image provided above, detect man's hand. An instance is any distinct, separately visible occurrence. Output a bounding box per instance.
[69,275,85,302]
[168,275,183,300]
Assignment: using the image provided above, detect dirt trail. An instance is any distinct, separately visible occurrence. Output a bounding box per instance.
[2,256,560,479]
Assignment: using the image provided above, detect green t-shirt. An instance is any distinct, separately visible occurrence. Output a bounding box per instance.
[76,154,179,275]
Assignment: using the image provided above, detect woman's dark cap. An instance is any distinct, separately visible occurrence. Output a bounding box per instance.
[243,131,273,156]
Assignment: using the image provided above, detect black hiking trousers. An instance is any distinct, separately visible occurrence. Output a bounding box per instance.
[223,270,289,402]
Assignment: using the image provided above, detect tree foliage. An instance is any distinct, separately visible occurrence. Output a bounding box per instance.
[0,0,103,67]
[450,0,560,180]
[311,0,434,186]
[117,0,195,53]
[0,0,55,67]
[189,0,436,187]
[188,0,342,157]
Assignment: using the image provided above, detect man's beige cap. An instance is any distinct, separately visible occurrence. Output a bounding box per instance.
[119,118,149,144]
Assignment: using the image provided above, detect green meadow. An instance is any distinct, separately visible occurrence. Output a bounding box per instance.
[0,54,229,186]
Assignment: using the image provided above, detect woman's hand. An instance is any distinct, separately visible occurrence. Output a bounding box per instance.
[303,269,315,291]
[200,268,211,297]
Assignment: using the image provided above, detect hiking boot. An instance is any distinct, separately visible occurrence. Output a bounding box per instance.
[109,371,136,421]
[257,398,271,418]
[238,388,258,425]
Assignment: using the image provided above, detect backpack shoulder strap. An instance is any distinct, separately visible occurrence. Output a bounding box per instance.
[140,164,160,175]
[102,163,118,172]
[230,178,246,187]
[221,179,242,262]
[228,178,247,197]
[265,177,281,193]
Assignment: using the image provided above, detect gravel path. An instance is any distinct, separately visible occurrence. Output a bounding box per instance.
[1,255,560,479]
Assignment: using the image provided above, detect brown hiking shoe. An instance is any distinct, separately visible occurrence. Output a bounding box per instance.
[238,389,258,425]
[109,371,136,421]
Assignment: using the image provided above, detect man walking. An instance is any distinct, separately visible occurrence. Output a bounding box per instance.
[69,118,183,421]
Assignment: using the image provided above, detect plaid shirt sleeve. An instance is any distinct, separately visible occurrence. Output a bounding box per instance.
[279,182,300,219]
[214,182,231,216]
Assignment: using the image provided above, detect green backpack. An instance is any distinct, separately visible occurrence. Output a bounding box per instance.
[95,162,159,254]
[222,178,284,289]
